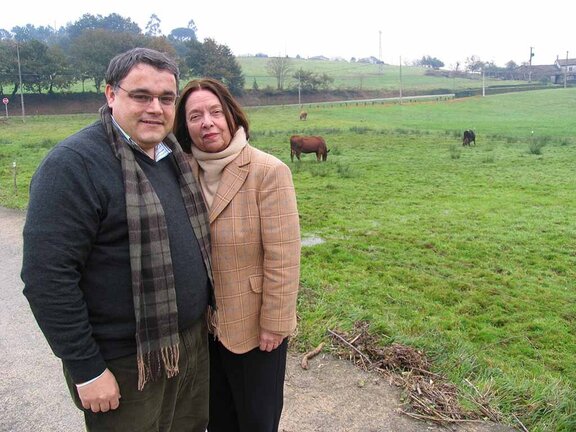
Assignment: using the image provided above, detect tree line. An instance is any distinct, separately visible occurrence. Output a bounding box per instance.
[0,13,245,96]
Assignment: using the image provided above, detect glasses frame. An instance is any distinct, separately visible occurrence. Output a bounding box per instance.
[115,84,177,107]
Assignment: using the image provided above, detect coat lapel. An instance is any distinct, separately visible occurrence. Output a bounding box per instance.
[209,145,251,223]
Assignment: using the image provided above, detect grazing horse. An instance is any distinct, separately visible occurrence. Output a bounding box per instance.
[299,111,308,121]
[290,135,329,162]
[463,129,476,146]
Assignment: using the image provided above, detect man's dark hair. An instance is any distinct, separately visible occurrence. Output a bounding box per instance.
[105,47,180,89]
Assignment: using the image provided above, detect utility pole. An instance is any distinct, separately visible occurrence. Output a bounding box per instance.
[528,46,534,83]
[378,30,383,75]
[298,70,301,106]
[16,42,26,120]
[565,51,569,89]
[399,56,403,104]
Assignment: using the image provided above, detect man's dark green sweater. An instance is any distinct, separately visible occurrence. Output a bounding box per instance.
[21,121,210,384]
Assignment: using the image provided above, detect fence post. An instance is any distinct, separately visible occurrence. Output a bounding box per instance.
[12,161,17,193]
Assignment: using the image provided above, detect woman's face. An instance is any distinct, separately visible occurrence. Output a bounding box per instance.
[184,89,232,153]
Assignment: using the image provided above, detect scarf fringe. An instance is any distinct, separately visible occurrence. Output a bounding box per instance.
[207,305,220,339]
[137,345,180,391]
[137,353,149,391]
[161,345,180,378]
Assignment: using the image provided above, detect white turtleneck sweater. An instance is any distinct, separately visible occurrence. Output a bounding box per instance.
[190,127,247,208]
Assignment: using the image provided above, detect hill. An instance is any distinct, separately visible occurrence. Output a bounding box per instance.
[236,56,529,93]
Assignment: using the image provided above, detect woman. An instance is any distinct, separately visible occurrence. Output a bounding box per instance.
[173,78,301,432]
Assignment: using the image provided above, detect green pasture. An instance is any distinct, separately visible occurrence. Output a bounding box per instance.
[0,88,575,430]
[249,86,576,139]
[237,56,528,92]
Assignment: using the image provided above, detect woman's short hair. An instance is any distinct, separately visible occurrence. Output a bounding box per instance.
[173,78,249,153]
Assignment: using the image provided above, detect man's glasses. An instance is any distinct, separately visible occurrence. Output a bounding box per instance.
[116,85,177,107]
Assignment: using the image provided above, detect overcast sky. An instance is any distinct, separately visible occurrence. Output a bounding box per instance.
[1,0,573,68]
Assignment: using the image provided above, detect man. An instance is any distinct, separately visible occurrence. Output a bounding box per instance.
[21,47,213,432]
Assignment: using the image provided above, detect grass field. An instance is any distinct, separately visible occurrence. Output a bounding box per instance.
[0,88,574,430]
[237,56,529,92]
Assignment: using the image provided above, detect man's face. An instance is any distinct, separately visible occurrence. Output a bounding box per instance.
[105,64,177,153]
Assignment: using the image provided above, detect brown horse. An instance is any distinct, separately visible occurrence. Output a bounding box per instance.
[290,135,329,162]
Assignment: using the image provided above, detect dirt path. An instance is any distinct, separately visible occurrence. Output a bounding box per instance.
[0,207,515,431]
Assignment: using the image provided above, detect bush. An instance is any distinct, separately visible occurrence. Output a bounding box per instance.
[449,144,461,159]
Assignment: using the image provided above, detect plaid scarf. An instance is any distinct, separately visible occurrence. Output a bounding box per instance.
[99,105,213,390]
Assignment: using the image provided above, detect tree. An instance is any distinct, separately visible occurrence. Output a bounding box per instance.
[465,55,485,73]
[169,27,197,42]
[66,13,141,39]
[505,60,518,80]
[22,40,72,93]
[418,55,444,70]
[506,60,518,70]
[186,38,245,96]
[145,14,162,37]
[142,36,177,57]
[100,13,141,34]
[13,41,74,93]
[292,68,334,92]
[44,45,75,92]
[0,29,11,40]
[168,20,198,58]
[169,20,197,42]
[0,40,18,94]
[266,56,292,90]
[482,61,500,76]
[11,24,57,44]
[69,29,141,92]
[0,40,56,94]
[141,35,184,75]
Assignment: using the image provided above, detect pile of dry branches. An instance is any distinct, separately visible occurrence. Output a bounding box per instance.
[321,322,502,425]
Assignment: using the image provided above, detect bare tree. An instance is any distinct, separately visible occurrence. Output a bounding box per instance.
[145,14,162,36]
[465,55,484,73]
[266,56,292,90]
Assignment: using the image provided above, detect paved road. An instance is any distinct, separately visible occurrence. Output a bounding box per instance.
[0,207,515,432]
[0,207,84,431]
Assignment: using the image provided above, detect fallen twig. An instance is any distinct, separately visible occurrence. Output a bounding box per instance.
[327,328,373,365]
[300,342,325,370]
[401,410,485,423]
[512,413,529,432]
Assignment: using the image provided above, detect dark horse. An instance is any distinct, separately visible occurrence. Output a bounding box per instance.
[463,130,476,146]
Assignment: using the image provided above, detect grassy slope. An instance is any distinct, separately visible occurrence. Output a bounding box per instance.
[237,56,528,92]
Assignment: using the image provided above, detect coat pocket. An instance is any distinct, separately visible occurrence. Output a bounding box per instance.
[249,274,264,293]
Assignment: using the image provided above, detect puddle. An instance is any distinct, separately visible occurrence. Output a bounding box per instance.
[301,236,325,247]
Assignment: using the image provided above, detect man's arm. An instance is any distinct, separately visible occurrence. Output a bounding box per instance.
[21,146,110,390]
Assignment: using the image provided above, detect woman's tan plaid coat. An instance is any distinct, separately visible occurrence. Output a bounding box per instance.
[190,144,301,354]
